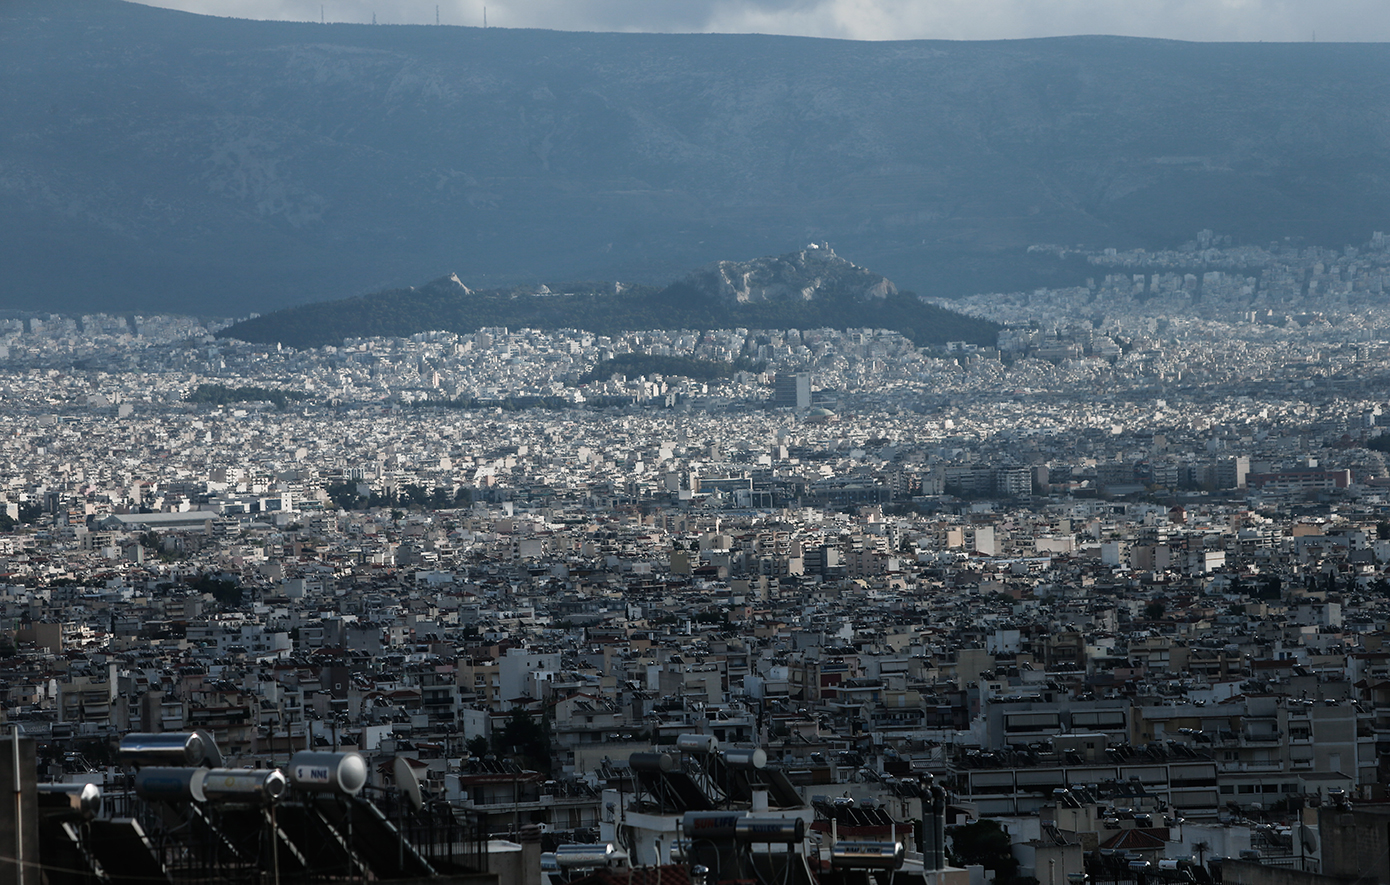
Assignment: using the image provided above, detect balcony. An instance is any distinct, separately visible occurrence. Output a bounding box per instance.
[1218,761,1283,773]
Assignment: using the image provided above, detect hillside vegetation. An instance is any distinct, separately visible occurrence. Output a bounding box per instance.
[221,250,1000,348]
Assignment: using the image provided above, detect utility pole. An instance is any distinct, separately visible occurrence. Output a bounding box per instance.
[12,725,23,885]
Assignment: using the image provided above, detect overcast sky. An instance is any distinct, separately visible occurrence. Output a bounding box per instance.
[133,0,1390,42]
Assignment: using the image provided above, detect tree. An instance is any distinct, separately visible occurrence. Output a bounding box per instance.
[326,482,364,510]
[465,735,489,758]
[1193,840,1211,869]
[947,819,1019,885]
[190,574,243,607]
[1143,600,1165,620]
[493,709,552,775]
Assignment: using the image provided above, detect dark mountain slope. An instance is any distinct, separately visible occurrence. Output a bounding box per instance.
[220,249,1000,349]
[5,0,1390,313]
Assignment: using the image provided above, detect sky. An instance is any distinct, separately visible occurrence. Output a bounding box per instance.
[132,0,1390,42]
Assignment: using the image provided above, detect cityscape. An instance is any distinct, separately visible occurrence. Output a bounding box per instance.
[5,234,1390,884]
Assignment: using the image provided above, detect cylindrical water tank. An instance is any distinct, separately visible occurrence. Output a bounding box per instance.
[677,734,719,754]
[682,812,742,840]
[36,783,102,820]
[135,767,208,803]
[553,844,616,868]
[203,768,288,805]
[628,752,675,773]
[723,748,767,770]
[119,733,209,767]
[288,752,367,796]
[831,842,905,871]
[735,817,805,844]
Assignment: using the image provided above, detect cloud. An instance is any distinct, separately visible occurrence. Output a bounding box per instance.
[134,0,1390,42]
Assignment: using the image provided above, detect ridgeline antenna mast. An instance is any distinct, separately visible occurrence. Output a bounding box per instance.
[436,5,440,25]
[320,4,323,23]
[484,6,487,27]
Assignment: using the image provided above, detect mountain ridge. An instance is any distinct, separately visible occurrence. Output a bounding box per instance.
[5,0,1390,314]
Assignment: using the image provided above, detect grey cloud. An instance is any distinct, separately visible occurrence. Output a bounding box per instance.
[134,0,1390,41]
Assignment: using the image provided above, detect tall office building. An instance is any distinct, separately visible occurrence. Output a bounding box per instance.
[773,372,811,411]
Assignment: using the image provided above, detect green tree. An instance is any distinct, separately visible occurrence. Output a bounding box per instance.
[493,709,552,775]
[326,482,364,510]
[1143,600,1165,620]
[400,484,431,508]
[465,735,489,758]
[190,574,243,607]
[947,820,1019,885]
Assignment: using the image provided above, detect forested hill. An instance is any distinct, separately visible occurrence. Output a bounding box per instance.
[219,251,999,349]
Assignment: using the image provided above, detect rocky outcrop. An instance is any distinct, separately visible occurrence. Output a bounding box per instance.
[687,246,897,304]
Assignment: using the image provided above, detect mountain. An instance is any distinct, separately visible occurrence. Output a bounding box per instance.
[218,249,999,348]
[686,246,896,304]
[6,0,1390,314]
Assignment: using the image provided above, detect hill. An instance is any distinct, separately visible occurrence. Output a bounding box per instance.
[6,1,1390,313]
[219,249,999,348]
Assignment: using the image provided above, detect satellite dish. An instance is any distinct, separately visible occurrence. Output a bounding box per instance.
[394,756,424,813]
[1300,825,1319,854]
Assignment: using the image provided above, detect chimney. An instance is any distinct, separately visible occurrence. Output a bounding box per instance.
[519,823,543,885]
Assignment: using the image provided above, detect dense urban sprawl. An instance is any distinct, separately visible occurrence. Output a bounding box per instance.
[9,235,1390,882]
